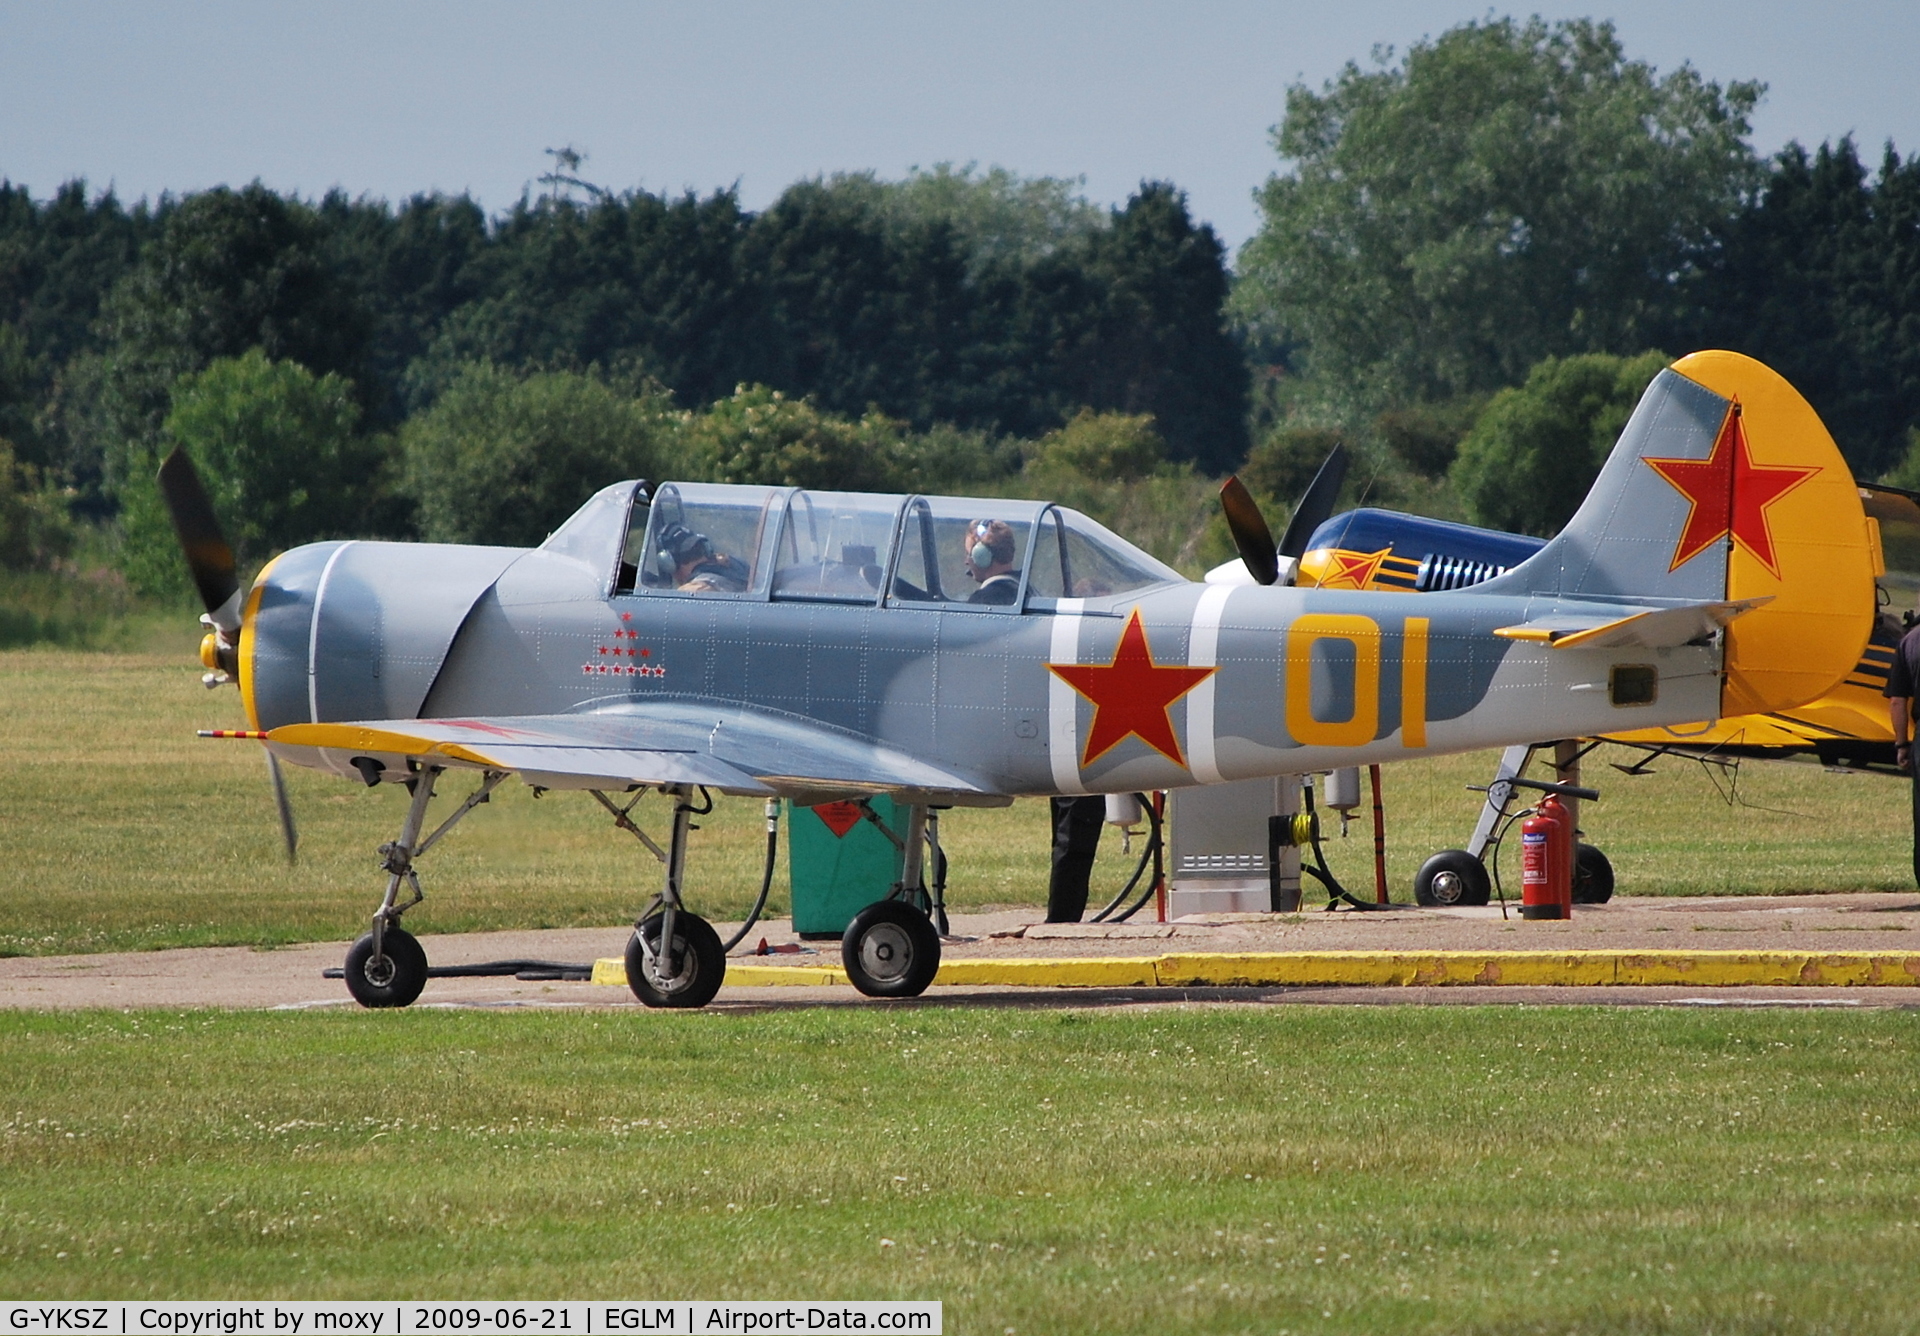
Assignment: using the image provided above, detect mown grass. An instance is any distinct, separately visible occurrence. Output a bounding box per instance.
[0,568,195,652]
[0,1006,1914,1330]
[0,650,1912,956]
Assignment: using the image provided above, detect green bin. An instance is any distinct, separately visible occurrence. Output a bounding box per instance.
[788,796,907,937]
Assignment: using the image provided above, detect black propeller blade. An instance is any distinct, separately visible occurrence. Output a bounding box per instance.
[266,751,300,865]
[1275,443,1349,561]
[1219,475,1279,586]
[156,447,240,629]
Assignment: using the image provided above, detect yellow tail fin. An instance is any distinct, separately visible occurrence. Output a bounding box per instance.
[1668,351,1879,717]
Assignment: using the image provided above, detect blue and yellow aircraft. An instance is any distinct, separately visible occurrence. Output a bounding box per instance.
[165,351,1876,1008]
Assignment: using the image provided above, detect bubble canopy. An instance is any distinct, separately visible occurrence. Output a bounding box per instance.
[552,481,1184,608]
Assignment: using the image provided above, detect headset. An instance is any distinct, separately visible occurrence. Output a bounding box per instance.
[969,520,998,572]
[654,524,712,581]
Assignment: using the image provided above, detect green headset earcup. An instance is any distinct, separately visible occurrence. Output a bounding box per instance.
[971,542,995,570]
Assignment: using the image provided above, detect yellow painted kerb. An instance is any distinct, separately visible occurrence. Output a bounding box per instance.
[590,950,1920,991]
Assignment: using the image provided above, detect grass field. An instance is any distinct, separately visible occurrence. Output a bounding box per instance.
[1,649,1913,956]
[0,1006,1914,1330]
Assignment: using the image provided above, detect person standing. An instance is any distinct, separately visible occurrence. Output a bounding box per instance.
[1883,618,1920,887]
[1046,795,1105,922]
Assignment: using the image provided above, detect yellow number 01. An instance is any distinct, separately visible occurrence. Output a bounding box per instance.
[1285,614,1380,747]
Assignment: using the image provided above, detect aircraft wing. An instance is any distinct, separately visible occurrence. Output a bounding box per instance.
[1493,598,1770,651]
[264,706,1006,806]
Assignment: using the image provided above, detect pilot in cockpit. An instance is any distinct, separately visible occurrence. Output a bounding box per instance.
[964,519,1019,605]
[659,523,750,594]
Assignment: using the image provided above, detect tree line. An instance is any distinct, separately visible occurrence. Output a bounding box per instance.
[1234,16,1920,535]
[3,14,1918,593]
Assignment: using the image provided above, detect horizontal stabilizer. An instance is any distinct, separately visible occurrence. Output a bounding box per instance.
[1494,597,1770,650]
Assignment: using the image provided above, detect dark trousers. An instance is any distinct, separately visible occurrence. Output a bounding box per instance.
[1047,795,1106,923]
[1911,767,1920,889]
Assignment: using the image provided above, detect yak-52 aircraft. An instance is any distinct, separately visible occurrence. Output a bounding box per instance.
[163,350,1876,1009]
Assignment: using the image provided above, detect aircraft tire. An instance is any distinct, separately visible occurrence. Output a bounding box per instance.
[627,913,727,1009]
[1573,844,1615,904]
[344,927,429,1008]
[842,900,941,999]
[1414,850,1491,907]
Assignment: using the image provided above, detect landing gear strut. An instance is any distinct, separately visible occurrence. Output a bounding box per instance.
[1420,742,1604,909]
[613,784,728,1009]
[841,802,942,998]
[343,764,508,1008]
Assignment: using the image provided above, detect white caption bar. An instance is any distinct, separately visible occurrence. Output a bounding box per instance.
[0,1305,940,1336]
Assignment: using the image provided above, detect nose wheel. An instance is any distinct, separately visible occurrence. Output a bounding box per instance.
[842,900,941,998]
[338,765,508,1009]
[344,927,428,1007]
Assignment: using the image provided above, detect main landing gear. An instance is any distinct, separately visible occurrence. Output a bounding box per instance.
[837,802,944,999]
[343,764,509,1007]
[604,784,729,1009]
[1414,741,1611,908]
[337,765,941,1010]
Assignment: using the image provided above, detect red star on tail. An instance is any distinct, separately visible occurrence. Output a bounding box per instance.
[1643,405,1817,578]
[1048,608,1216,769]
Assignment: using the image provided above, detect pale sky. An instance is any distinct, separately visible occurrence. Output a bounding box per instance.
[3,1,1915,254]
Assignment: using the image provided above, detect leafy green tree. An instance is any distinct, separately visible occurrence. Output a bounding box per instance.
[1451,350,1670,535]
[401,362,677,546]
[871,164,1108,274]
[686,384,906,491]
[0,440,74,570]
[0,324,33,458]
[327,190,491,426]
[1024,410,1164,486]
[0,179,157,495]
[1236,18,1760,410]
[1680,138,1920,478]
[1238,425,1348,511]
[1063,184,1247,472]
[735,179,971,432]
[411,188,752,414]
[1878,429,1920,490]
[1374,397,1487,478]
[117,351,373,595]
[98,183,375,499]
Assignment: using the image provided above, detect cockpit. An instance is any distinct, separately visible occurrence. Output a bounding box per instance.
[538,480,1184,611]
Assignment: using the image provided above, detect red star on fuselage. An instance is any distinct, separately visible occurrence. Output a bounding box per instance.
[1643,405,1818,578]
[1048,608,1216,769]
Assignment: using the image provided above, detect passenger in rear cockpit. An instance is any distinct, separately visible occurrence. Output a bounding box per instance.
[964,519,1019,605]
[659,523,750,594]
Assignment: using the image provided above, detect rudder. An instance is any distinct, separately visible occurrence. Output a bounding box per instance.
[1489,351,1877,718]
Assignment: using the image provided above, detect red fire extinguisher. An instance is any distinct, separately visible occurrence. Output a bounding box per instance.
[1520,793,1575,920]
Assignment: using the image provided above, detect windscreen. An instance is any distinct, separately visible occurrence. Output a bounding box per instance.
[1027,507,1183,601]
